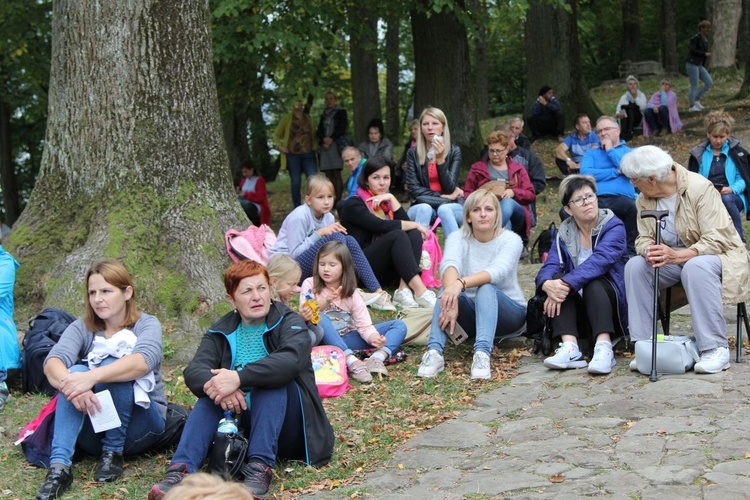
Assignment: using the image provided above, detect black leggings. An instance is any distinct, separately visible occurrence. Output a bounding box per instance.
[552,276,620,341]
[363,229,422,287]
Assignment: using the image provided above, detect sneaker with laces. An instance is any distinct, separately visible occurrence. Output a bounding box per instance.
[588,341,616,374]
[393,288,419,309]
[148,463,188,500]
[357,288,380,306]
[37,465,74,500]
[415,289,437,308]
[348,359,373,383]
[242,460,273,497]
[544,342,588,370]
[364,356,389,376]
[370,291,397,312]
[95,450,124,482]
[694,346,730,374]
[695,100,705,110]
[417,349,444,378]
[0,381,9,412]
[689,104,702,112]
[471,351,492,380]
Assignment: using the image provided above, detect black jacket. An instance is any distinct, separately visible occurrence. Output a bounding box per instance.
[339,196,412,249]
[686,33,709,66]
[687,137,750,220]
[404,144,462,202]
[183,303,335,467]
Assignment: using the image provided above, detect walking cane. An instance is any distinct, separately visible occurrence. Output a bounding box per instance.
[640,209,669,382]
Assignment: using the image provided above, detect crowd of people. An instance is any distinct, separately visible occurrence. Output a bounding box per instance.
[2,18,749,499]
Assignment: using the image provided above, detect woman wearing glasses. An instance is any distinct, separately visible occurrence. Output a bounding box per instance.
[464,130,536,242]
[535,175,629,375]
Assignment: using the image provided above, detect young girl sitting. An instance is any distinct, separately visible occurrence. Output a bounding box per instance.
[300,241,407,383]
[266,253,324,346]
[270,175,395,312]
[236,160,271,226]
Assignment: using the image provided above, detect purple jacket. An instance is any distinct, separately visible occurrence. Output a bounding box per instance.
[643,89,683,137]
[535,209,629,335]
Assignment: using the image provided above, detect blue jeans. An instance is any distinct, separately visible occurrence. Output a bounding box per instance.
[722,193,746,243]
[500,198,526,237]
[643,106,670,133]
[287,152,318,207]
[318,314,406,357]
[49,357,165,467]
[170,383,304,471]
[408,202,463,236]
[686,63,713,105]
[427,284,526,356]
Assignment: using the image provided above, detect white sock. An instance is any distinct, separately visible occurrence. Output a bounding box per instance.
[346,354,359,367]
[370,350,387,361]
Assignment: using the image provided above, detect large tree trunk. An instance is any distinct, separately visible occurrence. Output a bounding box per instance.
[736,0,750,97]
[221,104,251,185]
[411,2,481,164]
[661,0,678,72]
[524,0,600,127]
[385,15,401,142]
[0,98,21,226]
[349,8,381,145]
[247,76,273,179]
[622,0,640,62]
[11,0,243,353]
[472,0,489,121]
[708,0,743,68]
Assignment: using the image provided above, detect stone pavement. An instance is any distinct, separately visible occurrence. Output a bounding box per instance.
[304,308,750,499]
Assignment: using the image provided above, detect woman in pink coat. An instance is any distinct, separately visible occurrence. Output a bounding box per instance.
[643,79,683,138]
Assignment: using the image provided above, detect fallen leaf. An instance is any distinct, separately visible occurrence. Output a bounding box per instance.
[550,474,566,483]
[656,429,667,436]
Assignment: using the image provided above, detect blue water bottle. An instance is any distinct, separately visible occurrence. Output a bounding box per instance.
[217,410,238,435]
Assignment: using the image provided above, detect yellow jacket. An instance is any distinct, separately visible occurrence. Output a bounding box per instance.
[273,112,316,172]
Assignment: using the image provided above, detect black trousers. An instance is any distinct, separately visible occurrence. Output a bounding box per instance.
[552,276,620,342]
[363,229,422,287]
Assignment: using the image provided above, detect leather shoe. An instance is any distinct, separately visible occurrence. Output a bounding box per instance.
[37,465,73,500]
[95,450,124,482]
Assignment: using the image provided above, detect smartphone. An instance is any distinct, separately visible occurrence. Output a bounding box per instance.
[714,183,724,191]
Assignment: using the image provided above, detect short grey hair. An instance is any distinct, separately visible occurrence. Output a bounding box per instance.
[620,146,673,182]
[508,116,524,127]
[460,189,503,240]
[625,75,640,87]
[596,115,619,128]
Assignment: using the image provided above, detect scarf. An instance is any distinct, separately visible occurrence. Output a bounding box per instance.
[321,105,340,138]
[355,186,393,220]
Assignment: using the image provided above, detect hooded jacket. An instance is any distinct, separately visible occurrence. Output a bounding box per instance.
[687,137,750,219]
[183,302,335,468]
[535,209,629,335]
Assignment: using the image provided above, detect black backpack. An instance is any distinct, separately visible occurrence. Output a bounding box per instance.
[529,222,557,264]
[22,308,77,395]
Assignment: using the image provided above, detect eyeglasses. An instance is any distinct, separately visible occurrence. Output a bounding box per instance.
[488,148,508,156]
[568,193,597,207]
[595,126,618,134]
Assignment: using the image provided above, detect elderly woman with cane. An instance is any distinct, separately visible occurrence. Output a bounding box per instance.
[620,146,750,374]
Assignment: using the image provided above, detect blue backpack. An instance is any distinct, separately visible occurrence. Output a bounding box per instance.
[22,308,77,395]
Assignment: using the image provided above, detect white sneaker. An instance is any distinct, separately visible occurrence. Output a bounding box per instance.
[695,100,705,110]
[588,341,616,374]
[689,104,702,112]
[417,349,444,378]
[415,289,437,308]
[370,291,397,312]
[357,289,380,306]
[471,351,492,380]
[544,342,588,370]
[694,346,730,374]
[393,288,419,309]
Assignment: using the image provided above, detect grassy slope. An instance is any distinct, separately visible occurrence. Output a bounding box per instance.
[3,73,750,499]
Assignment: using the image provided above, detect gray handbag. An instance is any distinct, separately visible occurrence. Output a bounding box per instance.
[635,335,700,375]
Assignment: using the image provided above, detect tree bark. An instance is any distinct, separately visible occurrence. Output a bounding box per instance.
[0,98,21,226]
[11,0,243,350]
[661,0,678,72]
[622,0,640,62]
[411,1,481,164]
[472,0,489,121]
[247,76,273,180]
[708,0,742,68]
[524,0,600,127]
[737,0,750,97]
[221,103,250,185]
[385,14,401,142]
[349,7,381,145]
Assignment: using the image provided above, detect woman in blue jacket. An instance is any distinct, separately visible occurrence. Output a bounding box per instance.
[535,175,629,375]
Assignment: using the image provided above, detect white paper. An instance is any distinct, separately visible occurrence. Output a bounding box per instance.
[88,389,122,433]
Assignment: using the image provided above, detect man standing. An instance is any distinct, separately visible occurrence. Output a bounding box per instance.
[686,20,713,112]
[528,86,564,141]
[580,116,637,255]
[554,114,600,175]
[316,91,349,203]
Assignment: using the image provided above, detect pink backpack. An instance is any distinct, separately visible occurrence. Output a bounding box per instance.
[311,345,350,398]
[225,225,277,265]
[420,218,443,288]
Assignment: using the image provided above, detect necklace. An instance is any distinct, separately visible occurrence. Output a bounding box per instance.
[240,321,266,339]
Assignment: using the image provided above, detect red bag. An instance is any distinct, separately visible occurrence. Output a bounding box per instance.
[311,345,350,398]
[225,224,277,264]
[420,218,443,288]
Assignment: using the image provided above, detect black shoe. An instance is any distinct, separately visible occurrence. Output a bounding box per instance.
[148,463,188,500]
[37,465,73,500]
[242,460,272,497]
[95,450,124,482]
